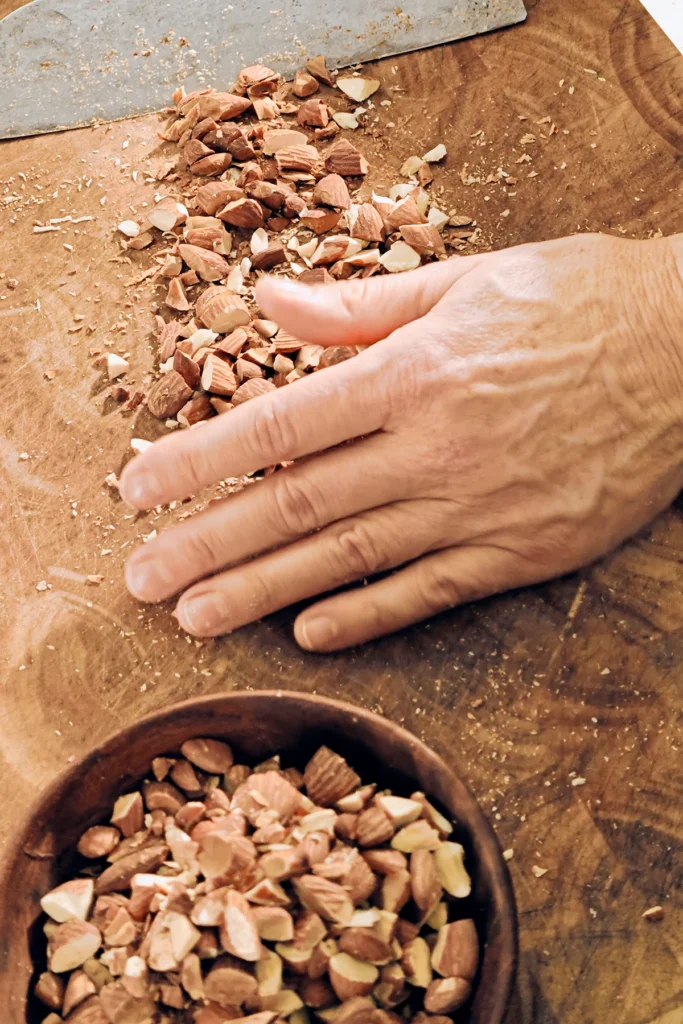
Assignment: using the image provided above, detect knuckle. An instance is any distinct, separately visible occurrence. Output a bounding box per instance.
[182,524,223,571]
[418,562,467,613]
[270,473,322,536]
[243,571,276,619]
[248,401,297,462]
[331,520,386,580]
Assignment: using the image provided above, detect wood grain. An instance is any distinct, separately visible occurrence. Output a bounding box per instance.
[0,0,681,1021]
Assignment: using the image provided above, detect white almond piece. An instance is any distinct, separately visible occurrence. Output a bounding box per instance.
[388,183,415,202]
[434,841,472,898]
[41,879,94,923]
[186,328,218,354]
[240,256,253,276]
[299,808,337,835]
[348,908,381,928]
[428,207,450,231]
[375,795,423,828]
[379,241,421,273]
[333,112,360,130]
[401,155,423,176]
[117,220,140,237]
[226,267,245,293]
[297,237,318,261]
[106,353,129,379]
[250,227,270,255]
[148,200,187,232]
[336,76,380,102]
[130,438,153,454]
[423,143,447,163]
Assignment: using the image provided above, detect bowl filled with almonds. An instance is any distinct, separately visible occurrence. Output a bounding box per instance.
[0,691,517,1024]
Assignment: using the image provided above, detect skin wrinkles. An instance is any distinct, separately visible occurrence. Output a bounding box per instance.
[118,233,683,650]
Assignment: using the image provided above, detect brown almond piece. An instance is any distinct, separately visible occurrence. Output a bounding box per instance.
[304,746,361,807]
[63,970,97,1016]
[197,181,241,215]
[384,195,428,229]
[218,197,265,229]
[299,975,335,1008]
[202,354,238,397]
[312,173,353,209]
[298,267,334,285]
[380,869,412,914]
[251,905,295,942]
[95,843,169,894]
[179,242,230,282]
[197,287,251,333]
[355,805,394,847]
[424,976,472,1014]
[99,980,156,1023]
[146,371,193,419]
[373,963,408,1009]
[231,378,277,405]
[173,349,201,389]
[251,242,288,270]
[399,223,446,254]
[293,69,320,97]
[63,994,108,1024]
[77,826,121,860]
[110,793,144,839]
[34,971,65,1011]
[293,875,353,924]
[306,54,336,86]
[329,952,378,1002]
[197,92,253,120]
[338,928,393,965]
[401,936,433,988]
[348,203,385,241]
[165,277,190,312]
[297,99,329,128]
[185,138,214,164]
[191,152,233,176]
[300,209,341,234]
[431,919,479,980]
[275,144,320,173]
[178,392,213,427]
[362,849,407,875]
[204,957,259,1008]
[410,849,442,912]
[181,737,234,773]
[324,139,368,176]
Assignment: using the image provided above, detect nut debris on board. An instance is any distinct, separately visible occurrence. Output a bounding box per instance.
[107,59,453,439]
[34,741,478,1021]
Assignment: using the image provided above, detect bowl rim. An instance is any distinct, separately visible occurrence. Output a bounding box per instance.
[1,689,518,1021]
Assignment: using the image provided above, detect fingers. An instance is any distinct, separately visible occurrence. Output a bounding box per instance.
[125,433,408,602]
[119,346,387,510]
[255,254,485,348]
[293,544,536,651]
[173,503,446,637]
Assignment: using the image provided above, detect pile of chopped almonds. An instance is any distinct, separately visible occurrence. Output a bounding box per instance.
[35,741,479,1024]
[110,57,450,425]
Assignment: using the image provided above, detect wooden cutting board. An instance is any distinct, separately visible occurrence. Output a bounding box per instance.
[0,0,681,1020]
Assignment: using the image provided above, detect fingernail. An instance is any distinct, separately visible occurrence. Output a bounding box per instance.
[180,593,226,636]
[298,616,338,651]
[125,554,174,601]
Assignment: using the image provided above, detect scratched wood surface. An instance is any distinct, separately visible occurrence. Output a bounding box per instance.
[1,0,682,1020]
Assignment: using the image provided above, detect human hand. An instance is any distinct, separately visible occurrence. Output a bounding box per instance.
[119,232,683,650]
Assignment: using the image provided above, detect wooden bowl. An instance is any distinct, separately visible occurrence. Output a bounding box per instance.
[0,691,517,1023]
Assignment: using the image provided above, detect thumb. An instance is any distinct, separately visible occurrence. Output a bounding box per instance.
[254,253,485,347]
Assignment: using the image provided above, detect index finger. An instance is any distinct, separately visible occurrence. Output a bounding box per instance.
[119,346,387,509]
